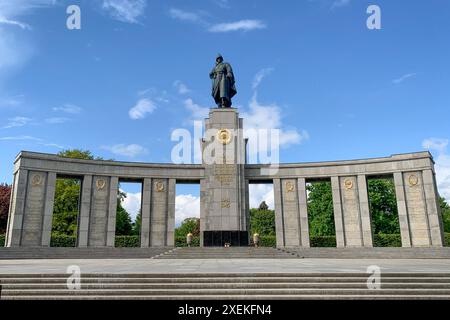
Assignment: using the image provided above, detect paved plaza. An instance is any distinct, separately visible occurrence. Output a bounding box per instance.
[1,258,450,274]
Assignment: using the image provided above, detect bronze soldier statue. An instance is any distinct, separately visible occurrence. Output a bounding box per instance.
[209,54,237,108]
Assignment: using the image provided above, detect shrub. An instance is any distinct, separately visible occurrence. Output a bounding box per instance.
[445,233,450,247]
[175,236,200,247]
[373,233,402,247]
[0,233,5,247]
[115,235,140,247]
[310,235,337,247]
[50,234,76,247]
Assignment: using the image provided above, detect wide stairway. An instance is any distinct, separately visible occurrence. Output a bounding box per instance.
[155,247,296,259]
[1,272,450,299]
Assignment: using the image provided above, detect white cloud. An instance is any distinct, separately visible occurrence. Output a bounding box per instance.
[332,0,351,8]
[2,116,33,128]
[45,117,69,124]
[213,0,230,9]
[0,27,33,72]
[209,19,266,32]
[423,138,448,154]
[0,94,25,107]
[249,184,274,209]
[169,8,203,23]
[102,143,148,157]
[184,98,209,121]
[243,94,309,148]
[52,104,82,114]
[0,17,31,30]
[175,194,200,226]
[128,98,156,119]
[101,0,147,24]
[173,80,191,95]
[0,135,41,141]
[252,68,273,90]
[392,73,417,84]
[120,190,141,221]
[422,138,450,201]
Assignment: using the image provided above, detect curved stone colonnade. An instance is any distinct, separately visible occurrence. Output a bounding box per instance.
[5,150,445,248]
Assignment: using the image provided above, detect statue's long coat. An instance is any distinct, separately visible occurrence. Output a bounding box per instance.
[210,62,237,105]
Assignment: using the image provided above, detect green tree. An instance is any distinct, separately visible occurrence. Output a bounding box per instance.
[52,179,81,236]
[133,210,141,235]
[307,182,335,237]
[0,184,12,234]
[368,179,400,235]
[250,204,275,236]
[439,197,450,233]
[115,190,133,235]
[175,218,200,238]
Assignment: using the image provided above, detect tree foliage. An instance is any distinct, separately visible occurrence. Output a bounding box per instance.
[440,197,450,233]
[52,149,135,237]
[0,183,12,233]
[368,178,400,234]
[250,205,275,236]
[307,181,335,237]
[175,218,200,238]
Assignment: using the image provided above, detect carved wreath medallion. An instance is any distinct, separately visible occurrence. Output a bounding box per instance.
[31,174,42,187]
[344,179,353,190]
[285,181,295,192]
[217,129,232,145]
[96,178,106,190]
[155,181,165,192]
[408,174,419,186]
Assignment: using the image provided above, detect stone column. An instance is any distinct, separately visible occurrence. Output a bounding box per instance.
[21,171,48,246]
[87,176,111,247]
[106,176,118,247]
[41,172,56,246]
[402,171,432,247]
[275,178,302,247]
[77,174,92,247]
[331,176,346,248]
[337,176,364,247]
[422,169,444,246]
[167,178,176,247]
[199,178,207,247]
[357,175,373,247]
[393,172,412,247]
[140,178,152,248]
[6,169,28,247]
[297,178,310,247]
[150,178,169,247]
[273,178,285,248]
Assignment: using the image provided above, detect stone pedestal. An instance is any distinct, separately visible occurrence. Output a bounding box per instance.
[200,108,249,246]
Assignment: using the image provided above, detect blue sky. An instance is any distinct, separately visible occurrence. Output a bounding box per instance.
[1,0,450,223]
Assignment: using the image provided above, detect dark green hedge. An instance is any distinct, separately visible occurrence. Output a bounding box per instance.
[175,236,200,247]
[310,236,337,247]
[2,233,449,248]
[50,234,76,247]
[373,234,402,247]
[115,235,140,247]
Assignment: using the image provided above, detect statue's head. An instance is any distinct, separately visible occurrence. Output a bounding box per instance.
[216,54,223,64]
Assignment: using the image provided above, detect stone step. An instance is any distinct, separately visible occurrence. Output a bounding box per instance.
[4,295,450,300]
[4,288,450,296]
[3,277,450,284]
[3,283,450,290]
[2,272,450,278]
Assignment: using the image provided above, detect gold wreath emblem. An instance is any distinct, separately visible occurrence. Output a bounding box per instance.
[31,174,42,186]
[155,181,165,192]
[285,181,295,192]
[217,129,232,145]
[344,179,353,190]
[96,179,106,190]
[408,174,419,186]
[221,199,231,208]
